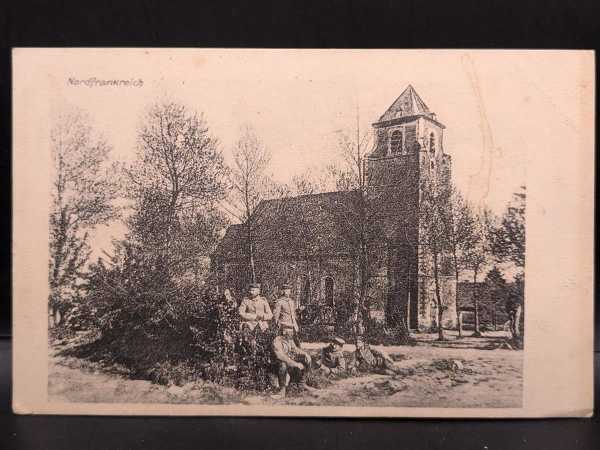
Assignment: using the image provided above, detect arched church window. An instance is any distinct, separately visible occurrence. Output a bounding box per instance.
[323,276,334,307]
[429,132,436,154]
[390,130,403,154]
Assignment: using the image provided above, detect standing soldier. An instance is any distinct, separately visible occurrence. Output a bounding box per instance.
[273,283,300,336]
[238,283,273,360]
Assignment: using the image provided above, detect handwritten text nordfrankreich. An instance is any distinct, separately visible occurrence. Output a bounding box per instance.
[67,77,144,87]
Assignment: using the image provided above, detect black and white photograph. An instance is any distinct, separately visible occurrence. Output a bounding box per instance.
[11,49,593,417]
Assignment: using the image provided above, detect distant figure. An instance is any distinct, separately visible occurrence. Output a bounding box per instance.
[216,288,238,363]
[350,336,400,376]
[317,336,347,376]
[238,283,273,357]
[270,327,314,399]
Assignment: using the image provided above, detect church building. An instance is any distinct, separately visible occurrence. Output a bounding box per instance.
[213,85,457,333]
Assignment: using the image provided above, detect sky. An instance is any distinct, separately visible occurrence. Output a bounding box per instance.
[41,49,586,262]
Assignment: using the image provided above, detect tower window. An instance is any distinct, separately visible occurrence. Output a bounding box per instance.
[390,130,403,154]
[429,132,436,154]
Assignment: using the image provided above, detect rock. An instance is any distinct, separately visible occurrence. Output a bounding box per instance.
[452,360,464,371]
[182,382,198,392]
[242,395,263,405]
[376,379,407,394]
[167,385,185,396]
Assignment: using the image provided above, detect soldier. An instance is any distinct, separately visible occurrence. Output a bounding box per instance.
[270,327,314,399]
[238,283,273,357]
[350,335,400,376]
[317,336,347,376]
[273,283,299,333]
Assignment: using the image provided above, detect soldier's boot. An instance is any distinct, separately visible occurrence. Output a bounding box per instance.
[270,386,286,399]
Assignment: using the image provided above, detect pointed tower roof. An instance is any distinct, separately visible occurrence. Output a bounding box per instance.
[377,85,434,123]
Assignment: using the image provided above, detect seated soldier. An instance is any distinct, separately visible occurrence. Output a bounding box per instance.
[318,336,347,376]
[350,335,400,376]
[270,328,315,399]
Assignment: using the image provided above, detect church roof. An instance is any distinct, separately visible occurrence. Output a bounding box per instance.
[377,85,433,123]
[214,190,361,260]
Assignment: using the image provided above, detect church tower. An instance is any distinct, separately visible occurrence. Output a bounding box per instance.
[366,85,455,331]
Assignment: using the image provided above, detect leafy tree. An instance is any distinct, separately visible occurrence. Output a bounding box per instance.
[125,101,228,278]
[491,186,526,269]
[488,186,525,346]
[77,101,229,376]
[483,266,507,330]
[49,107,119,327]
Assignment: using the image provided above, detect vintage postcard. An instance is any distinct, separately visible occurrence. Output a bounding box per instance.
[12,49,594,417]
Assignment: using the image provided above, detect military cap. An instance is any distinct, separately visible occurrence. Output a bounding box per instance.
[248,282,261,289]
[281,283,292,289]
[330,336,346,346]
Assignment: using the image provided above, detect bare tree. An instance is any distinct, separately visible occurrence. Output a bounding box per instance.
[419,179,451,341]
[49,107,119,327]
[460,208,493,337]
[287,166,337,196]
[442,185,477,337]
[226,125,273,284]
[325,118,393,338]
[126,101,228,277]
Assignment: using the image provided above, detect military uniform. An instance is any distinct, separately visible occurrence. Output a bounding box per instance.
[238,295,273,332]
[238,290,273,374]
[273,295,299,332]
[320,343,347,375]
[352,343,399,375]
[271,334,311,389]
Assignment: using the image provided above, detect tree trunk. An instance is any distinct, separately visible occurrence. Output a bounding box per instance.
[433,252,444,341]
[514,305,522,337]
[352,257,365,338]
[513,304,523,348]
[246,221,257,284]
[455,270,462,338]
[472,270,481,337]
[249,240,256,284]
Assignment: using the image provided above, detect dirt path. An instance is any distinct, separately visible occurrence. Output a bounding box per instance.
[49,340,523,408]
[285,345,523,408]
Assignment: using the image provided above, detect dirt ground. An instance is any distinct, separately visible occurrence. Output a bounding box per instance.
[48,331,523,408]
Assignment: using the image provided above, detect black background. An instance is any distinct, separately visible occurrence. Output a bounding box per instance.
[0,0,598,448]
